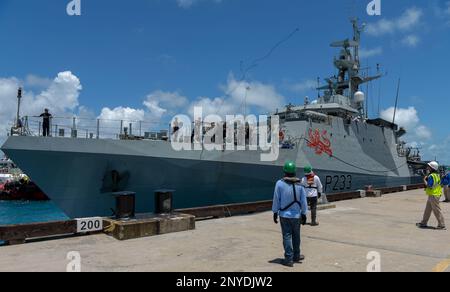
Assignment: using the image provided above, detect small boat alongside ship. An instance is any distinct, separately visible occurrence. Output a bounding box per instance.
[0,157,48,201]
[0,158,16,184]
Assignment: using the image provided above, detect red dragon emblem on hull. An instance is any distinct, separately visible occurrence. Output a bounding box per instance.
[307,129,333,156]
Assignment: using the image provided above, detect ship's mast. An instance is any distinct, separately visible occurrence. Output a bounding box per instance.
[351,18,362,69]
[317,19,382,116]
[16,87,22,128]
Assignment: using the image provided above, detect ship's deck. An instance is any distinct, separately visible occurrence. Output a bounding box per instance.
[0,189,449,272]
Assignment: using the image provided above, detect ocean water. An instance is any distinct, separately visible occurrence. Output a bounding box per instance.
[0,201,68,225]
[0,201,68,245]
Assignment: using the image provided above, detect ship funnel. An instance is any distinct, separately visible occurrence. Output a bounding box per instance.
[354,91,365,103]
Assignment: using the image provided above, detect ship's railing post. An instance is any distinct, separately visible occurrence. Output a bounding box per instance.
[71,117,77,138]
[54,125,58,138]
[129,123,133,136]
[24,116,29,136]
[139,121,142,137]
[96,119,100,139]
[168,123,171,142]
[120,120,123,136]
[38,122,41,136]
[49,117,52,137]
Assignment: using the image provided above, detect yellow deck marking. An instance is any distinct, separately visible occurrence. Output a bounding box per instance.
[433,259,450,272]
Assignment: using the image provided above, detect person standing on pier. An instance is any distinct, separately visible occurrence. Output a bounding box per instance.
[39,109,52,137]
[301,166,323,226]
[417,161,446,230]
[443,167,450,203]
[272,161,308,267]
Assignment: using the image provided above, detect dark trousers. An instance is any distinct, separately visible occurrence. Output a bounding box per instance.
[280,217,301,262]
[307,197,318,223]
[43,123,50,137]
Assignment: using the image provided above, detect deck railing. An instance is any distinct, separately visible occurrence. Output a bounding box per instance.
[7,116,171,141]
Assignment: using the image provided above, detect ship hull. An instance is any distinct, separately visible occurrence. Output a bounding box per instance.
[2,136,420,218]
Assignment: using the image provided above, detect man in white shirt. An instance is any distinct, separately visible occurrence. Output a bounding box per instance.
[301,165,323,226]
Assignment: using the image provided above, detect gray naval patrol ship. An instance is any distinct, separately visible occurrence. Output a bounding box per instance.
[1,20,421,218]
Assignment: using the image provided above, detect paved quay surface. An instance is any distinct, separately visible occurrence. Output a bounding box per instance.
[0,189,449,272]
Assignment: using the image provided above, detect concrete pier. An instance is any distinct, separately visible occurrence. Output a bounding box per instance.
[0,189,449,272]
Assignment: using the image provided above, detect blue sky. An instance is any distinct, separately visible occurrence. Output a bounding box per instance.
[0,0,449,163]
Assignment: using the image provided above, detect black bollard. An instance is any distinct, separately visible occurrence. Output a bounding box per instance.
[113,191,136,219]
[155,189,174,214]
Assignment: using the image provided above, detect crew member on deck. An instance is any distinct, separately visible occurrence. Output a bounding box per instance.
[39,109,52,137]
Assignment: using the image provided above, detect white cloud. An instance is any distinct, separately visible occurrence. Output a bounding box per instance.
[25,75,52,89]
[189,96,237,117]
[287,79,317,93]
[0,71,82,137]
[226,75,285,112]
[188,75,285,117]
[397,8,423,30]
[97,107,146,136]
[401,35,420,47]
[380,106,444,162]
[416,125,432,140]
[98,107,145,122]
[366,8,423,36]
[143,90,188,119]
[381,106,420,129]
[143,100,167,119]
[359,47,383,58]
[24,71,82,115]
[381,106,432,148]
[177,0,223,9]
[0,77,21,135]
[366,19,396,36]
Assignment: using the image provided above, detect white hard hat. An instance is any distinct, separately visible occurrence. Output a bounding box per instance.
[428,161,439,171]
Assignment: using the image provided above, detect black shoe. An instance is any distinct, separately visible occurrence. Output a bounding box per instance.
[436,226,447,230]
[294,255,305,263]
[416,223,428,229]
[311,222,319,226]
[281,260,294,267]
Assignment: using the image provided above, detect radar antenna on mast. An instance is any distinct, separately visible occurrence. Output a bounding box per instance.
[316,19,381,116]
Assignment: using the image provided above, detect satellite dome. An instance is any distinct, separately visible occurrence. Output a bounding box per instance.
[354,91,365,103]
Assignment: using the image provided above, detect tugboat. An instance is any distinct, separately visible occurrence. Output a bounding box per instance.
[0,158,16,185]
[0,157,48,201]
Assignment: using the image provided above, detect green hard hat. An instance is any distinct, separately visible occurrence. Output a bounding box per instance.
[283,161,297,175]
[304,165,313,175]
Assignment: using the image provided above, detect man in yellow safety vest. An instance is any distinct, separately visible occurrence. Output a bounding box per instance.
[417,161,446,230]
